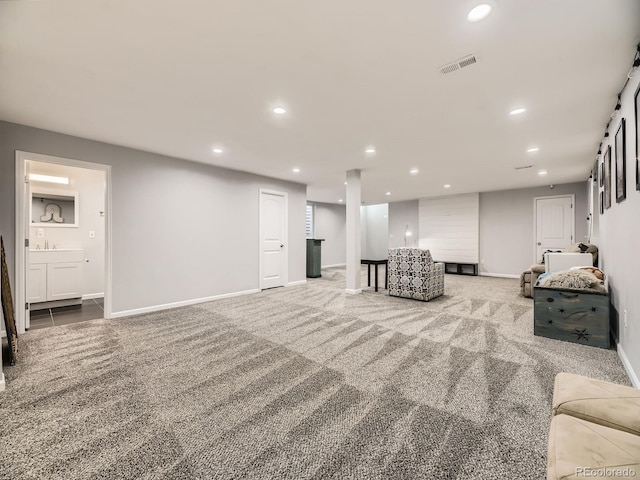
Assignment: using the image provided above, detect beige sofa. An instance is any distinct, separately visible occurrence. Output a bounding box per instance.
[548,372,640,479]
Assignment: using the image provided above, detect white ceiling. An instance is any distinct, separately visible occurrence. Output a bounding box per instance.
[1,1,639,205]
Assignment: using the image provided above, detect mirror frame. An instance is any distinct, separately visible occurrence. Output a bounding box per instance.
[30,187,79,228]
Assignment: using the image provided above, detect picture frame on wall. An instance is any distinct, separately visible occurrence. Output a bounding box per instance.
[604,145,611,209]
[635,84,640,191]
[600,160,604,187]
[615,118,626,203]
[600,190,604,215]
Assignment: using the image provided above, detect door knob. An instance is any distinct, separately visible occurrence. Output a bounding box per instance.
[537,242,541,246]
[280,244,284,248]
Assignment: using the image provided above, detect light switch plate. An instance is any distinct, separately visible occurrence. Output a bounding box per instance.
[36,228,44,238]
[89,230,96,239]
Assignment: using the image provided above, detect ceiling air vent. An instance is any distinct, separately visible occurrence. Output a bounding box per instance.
[439,54,478,75]
[515,165,533,170]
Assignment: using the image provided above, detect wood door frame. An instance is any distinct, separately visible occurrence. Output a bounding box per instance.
[258,188,288,290]
[532,194,575,264]
[15,151,112,334]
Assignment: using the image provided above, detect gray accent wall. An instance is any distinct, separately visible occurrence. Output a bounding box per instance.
[312,202,346,267]
[0,121,306,315]
[478,182,588,276]
[388,200,419,249]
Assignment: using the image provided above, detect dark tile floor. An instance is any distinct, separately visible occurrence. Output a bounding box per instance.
[29,298,104,330]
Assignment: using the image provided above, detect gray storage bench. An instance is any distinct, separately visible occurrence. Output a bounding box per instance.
[534,281,610,349]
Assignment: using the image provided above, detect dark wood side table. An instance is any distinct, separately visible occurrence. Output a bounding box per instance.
[360,259,388,292]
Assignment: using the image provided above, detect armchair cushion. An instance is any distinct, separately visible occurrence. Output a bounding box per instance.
[388,248,445,301]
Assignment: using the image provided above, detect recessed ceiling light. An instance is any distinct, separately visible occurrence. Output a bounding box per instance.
[344,181,347,185]
[527,147,539,153]
[467,4,492,22]
[385,191,391,196]
[410,168,419,175]
[273,106,286,115]
[538,169,548,176]
[212,147,223,154]
[443,184,451,188]
[338,199,343,203]
[365,146,376,154]
[29,173,69,184]
[292,167,300,173]
[510,107,526,116]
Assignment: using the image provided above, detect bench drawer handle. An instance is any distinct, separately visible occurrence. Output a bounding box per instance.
[559,292,579,298]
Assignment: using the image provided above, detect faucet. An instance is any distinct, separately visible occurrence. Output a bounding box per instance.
[44,239,49,250]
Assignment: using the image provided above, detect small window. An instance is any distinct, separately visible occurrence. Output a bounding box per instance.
[306,204,314,238]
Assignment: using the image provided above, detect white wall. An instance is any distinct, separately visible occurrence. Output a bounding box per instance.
[0,121,306,316]
[479,182,588,276]
[312,202,346,267]
[388,200,419,248]
[594,70,640,386]
[360,204,388,259]
[28,163,105,297]
[419,193,479,263]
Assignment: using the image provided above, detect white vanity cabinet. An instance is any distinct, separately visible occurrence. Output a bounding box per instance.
[28,249,84,310]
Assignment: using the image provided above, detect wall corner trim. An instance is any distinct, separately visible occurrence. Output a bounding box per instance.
[286,280,307,287]
[616,342,640,388]
[345,288,362,295]
[110,288,260,319]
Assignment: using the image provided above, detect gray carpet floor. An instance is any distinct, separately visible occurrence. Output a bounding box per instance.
[0,268,630,479]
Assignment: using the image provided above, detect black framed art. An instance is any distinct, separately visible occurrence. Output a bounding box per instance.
[600,160,604,187]
[635,84,640,191]
[615,118,626,203]
[604,145,611,209]
[600,190,604,215]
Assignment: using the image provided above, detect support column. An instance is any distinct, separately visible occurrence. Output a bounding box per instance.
[346,169,362,294]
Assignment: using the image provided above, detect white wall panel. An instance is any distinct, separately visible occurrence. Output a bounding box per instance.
[418,193,479,263]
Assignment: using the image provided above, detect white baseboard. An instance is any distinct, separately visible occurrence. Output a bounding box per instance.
[345,288,362,295]
[110,288,260,319]
[617,342,640,388]
[286,280,307,287]
[82,293,104,300]
[479,272,520,279]
[322,263,346,268]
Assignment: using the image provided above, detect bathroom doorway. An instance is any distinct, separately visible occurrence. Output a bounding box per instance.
[15,151,112,334]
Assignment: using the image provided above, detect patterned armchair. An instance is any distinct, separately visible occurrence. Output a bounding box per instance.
[388,248,445,301]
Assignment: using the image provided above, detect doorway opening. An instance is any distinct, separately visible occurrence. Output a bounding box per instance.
[15,151,112,334]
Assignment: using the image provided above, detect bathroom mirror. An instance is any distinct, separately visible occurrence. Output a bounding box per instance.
[30,188,79,228]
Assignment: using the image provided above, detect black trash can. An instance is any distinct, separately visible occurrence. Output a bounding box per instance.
[306,238,324,278]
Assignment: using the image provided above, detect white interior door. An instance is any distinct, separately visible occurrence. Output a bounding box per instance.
[260,190,287,289]
[534,195,574,263]
[23,161,31,330]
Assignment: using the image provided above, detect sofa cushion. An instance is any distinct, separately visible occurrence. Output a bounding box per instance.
[552,372,640,436]
[548,414,640,480]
